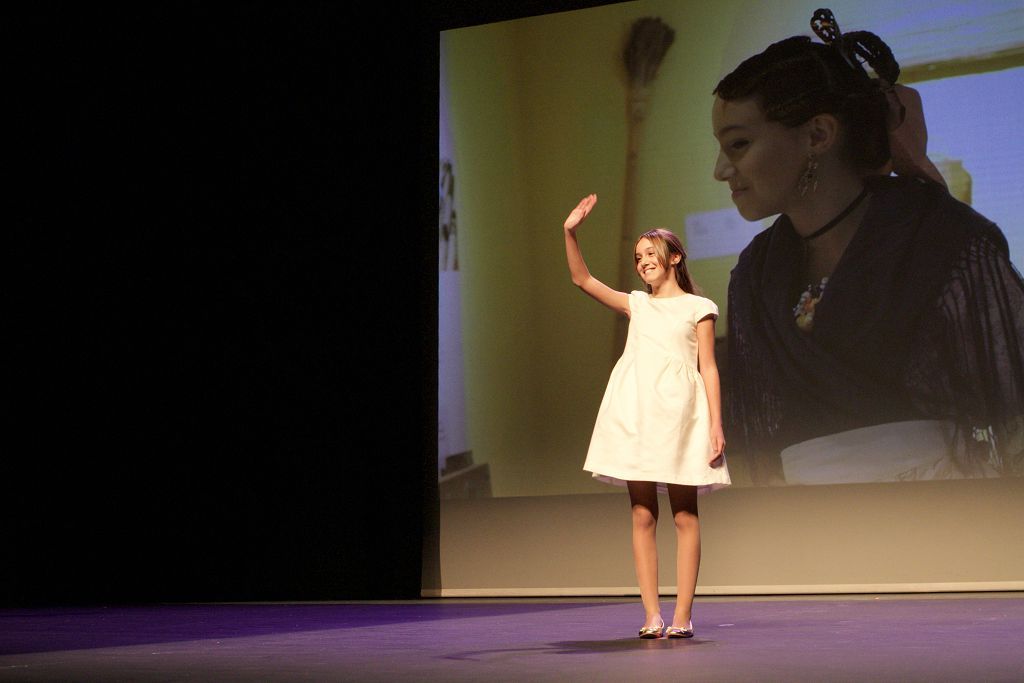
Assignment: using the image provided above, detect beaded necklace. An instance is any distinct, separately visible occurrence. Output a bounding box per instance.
[794,277,828,332]
[792,187,868,333]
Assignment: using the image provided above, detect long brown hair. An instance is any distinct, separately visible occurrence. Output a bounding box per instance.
[635,228,698,294]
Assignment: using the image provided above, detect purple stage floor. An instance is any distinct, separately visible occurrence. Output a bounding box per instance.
[1,594,1022,681]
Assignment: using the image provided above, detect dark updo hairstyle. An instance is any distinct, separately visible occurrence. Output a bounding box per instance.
[713,10,900,174]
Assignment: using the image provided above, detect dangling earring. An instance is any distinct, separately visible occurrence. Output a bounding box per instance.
[798,154,819,197]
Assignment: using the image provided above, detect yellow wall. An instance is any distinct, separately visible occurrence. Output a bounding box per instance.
[442,22,539,496]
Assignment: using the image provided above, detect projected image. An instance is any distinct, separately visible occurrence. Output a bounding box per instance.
[712,10,1024,486]
[440,0,1024,497]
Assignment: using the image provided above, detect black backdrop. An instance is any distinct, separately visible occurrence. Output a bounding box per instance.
[6,0,619,605]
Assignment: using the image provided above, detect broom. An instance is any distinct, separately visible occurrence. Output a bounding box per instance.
[613,17,675,364]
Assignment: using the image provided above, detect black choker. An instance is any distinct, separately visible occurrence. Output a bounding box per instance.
[802,187,869,241]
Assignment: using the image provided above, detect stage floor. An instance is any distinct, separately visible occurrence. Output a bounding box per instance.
[2,593,1022,681]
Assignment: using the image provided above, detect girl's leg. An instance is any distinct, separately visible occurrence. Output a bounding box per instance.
[667,484,700,627]
[627,480,662,627]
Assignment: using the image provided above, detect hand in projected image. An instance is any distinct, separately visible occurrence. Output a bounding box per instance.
[563,194,597,232]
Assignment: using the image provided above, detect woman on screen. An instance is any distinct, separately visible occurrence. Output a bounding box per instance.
[713,9,1024,485]
[563,194,730,638]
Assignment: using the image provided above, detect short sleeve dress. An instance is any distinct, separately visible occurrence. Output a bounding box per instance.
[583,291,731,494]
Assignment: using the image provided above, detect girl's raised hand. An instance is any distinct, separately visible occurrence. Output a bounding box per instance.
[563,194,597,232]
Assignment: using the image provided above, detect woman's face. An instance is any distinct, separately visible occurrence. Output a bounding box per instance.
[712,95,809,221]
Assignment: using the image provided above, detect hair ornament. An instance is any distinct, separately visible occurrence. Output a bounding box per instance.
[811,8,901,84]
[810,9,841,45]
[811,8,946,189]
[810,8,856,70]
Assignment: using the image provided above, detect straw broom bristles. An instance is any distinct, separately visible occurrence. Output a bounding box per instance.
[624,17,675,90]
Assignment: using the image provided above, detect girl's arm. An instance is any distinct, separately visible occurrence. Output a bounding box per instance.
[696,315,726,462]
[564,194,630,317]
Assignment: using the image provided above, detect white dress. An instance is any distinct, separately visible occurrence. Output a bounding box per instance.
[583,291,731,494]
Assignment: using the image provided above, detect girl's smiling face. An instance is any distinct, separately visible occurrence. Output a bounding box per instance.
[712,95,809,221]
[634,237,678,286]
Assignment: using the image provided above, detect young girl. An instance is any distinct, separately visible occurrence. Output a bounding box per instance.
[563,193,730,639]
